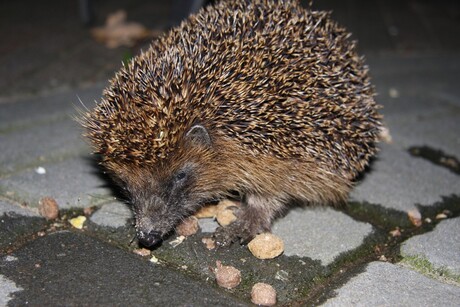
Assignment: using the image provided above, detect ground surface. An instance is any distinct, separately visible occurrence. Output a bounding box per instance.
[1,0,459,305]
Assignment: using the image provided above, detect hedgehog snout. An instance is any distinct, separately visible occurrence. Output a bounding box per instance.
[137,230,162,247]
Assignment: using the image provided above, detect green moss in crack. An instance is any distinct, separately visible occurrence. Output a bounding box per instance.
[401,255,460,284]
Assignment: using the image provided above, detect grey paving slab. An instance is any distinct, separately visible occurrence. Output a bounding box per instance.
[90,201,133,228]
[0,199,38,217]
[321,261,460,307]
[0,156,115,209]
[0,274,22,307]
[0,231,247,306]
[351,143,460,212]
[367,53,460,155]
[272,207,373,266]
[401,217,460,276]
[0,118,88,176]
[198,217,219,233]
[0,86,103,131]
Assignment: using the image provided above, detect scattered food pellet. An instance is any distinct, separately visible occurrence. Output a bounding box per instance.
[37,231,46,237]
[133,248,151,257]
[251,283,277,306]
[194,204,218,218]
[201,237,216,250]
[83,206,95,216]
[169,235,185,247]
[379,255,388,262]
[248,233,284,259]
[389,228,401,237]
[407,209,422,227]
[69,216,86,229]
[38,197,59,220]
[214,261,241,289]
[436,210,452,220]
[176,216,200,236]
[436,213,447,220]
[216,209,237,226]
[425,218,432,223]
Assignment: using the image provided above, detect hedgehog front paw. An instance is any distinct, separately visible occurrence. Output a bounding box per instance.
[213,225,239,247]
[213,219,264,247]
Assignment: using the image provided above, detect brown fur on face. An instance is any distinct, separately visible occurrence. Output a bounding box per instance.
[80,0,383,247]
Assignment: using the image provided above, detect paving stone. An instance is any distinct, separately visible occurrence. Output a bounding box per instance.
[0,274,23,307]
[0,199,38,217]
[198,217,219,233]
[90,201,133,228]
[0,157,115,209]
[401,217,460,275]
[272,207,373,266]
[0,86,102,131]
[322,262,460,306]
[0,118,87,176]
[367,54,460,155]
[351,143,460,212]
[0,231,247,306]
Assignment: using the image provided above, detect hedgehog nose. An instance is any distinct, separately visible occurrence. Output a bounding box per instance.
[138,230,162,247]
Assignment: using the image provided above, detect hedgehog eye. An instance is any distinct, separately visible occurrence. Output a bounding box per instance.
[175,170,187,182]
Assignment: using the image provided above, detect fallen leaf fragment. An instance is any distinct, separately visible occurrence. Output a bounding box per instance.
[91,10,155,48]
[38,197,59,220]
[248,233,284,259]
[69,216,86,229]
[149,255,159,264]
[407,209,422,227]
[251,283,277,306]
[133,248,151,257]
[214,261,241,289]
[169,235,185,247]
[176,216,200,236]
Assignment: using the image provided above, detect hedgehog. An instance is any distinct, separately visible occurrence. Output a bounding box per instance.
[81,0,383,248]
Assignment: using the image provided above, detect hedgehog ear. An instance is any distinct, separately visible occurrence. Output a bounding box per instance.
[185,125,212,147]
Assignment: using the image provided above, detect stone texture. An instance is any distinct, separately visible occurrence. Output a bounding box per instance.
[0,275,23,306]
[0,157,115,209]
[367,54,460,156]
[351,143,460,211]
[0,199,38,217]
[0,118,87,176]
[401,217,460,275]
[90,201,133,228]
[0,231,246,306]
[198,218,219,233]
[0,86,101,131]
[322,262,460,306]
[272,208,373,266]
